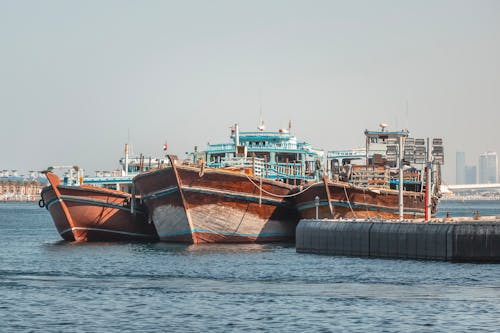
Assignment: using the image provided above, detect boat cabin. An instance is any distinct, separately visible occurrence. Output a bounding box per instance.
[201,124,323,184]
[327,125,433,192]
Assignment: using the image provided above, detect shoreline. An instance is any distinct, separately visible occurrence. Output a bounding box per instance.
[441,196,500,201]
[0,196,41,203]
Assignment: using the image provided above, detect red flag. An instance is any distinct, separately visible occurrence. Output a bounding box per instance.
[163,143,168,151]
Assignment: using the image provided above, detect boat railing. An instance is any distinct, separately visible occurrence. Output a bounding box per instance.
[207,142,305,152]
[247,143,298,150]
[338,165,424,189]
[220,157,266,176]
[261,162,306,180]
[237,131,292,138]
[206,144,236,151]
[348,165,391,188]
[327,148,387,159]
[213,157,314,181]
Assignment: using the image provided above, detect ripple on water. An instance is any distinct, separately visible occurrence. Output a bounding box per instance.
[0,202,499,332]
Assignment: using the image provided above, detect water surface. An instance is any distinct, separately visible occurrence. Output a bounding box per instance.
[1,201,499,332]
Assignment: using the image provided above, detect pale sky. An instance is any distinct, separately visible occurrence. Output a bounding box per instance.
[1,0,499,183]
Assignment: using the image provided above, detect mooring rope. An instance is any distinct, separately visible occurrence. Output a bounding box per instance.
[361,187,372,218]
[343,185,358,218]
[244,173,321,198]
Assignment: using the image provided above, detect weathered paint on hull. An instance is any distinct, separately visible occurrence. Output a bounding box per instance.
[42,188,75,241]
[133,165,298,244]
[294,182,433,220]
[133,167,195,243]
[41,174,158,242]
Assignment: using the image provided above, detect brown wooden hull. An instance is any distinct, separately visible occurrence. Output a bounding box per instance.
[41,173,158,242]
[133,164,299,244]
[294,181,436,220]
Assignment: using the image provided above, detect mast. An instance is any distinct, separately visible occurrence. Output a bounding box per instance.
[124,143,129,176]
[234,123,240,154]
[398,135,404,220]
[425,138,432,220]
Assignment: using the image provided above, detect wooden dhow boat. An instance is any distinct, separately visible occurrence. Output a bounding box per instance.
[293,125,443,220]
[133,123,323,243]
[40,145,163,242]
[41,172,157,242]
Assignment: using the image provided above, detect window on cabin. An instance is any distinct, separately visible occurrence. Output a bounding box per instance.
[305,161,314,172]
[276,153,297,164]
[210,153,225,163]
[253,152,270,162]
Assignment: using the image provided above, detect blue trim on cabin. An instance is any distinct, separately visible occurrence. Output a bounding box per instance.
[364,130,409,136]
[205,146,317,154]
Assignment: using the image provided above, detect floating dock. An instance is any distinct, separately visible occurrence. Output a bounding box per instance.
[296,217,500,262]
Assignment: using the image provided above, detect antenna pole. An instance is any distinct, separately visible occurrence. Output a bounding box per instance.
[425,138,432,220]
[398,135,404,220]
[125,128,131,177]
[124,143,129,176]
[234,124,240,153]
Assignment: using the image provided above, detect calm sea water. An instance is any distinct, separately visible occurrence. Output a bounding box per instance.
[1,201,499,332]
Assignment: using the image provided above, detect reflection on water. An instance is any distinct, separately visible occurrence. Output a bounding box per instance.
[173,242,286,254]
[45,236,291,255]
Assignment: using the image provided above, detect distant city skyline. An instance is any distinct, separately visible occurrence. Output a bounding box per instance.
[478,151,498,184]
[455,150,499,185]
[456,152,465,184]
[1,1,499,183]
[465,165,477,184]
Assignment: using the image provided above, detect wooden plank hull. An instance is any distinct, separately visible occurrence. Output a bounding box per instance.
[133,165,299,243]
[294,182,435,220]
[41,174,158,242]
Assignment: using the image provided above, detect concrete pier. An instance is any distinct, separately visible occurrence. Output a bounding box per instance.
[296,217,500,262]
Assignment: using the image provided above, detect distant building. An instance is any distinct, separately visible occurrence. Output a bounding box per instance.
[0,170,47,201]
[465,165,477,184]
[456,151,465,184]
[478,151,498,183]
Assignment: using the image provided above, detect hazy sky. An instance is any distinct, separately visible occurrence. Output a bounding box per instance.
[1,0,499,183]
